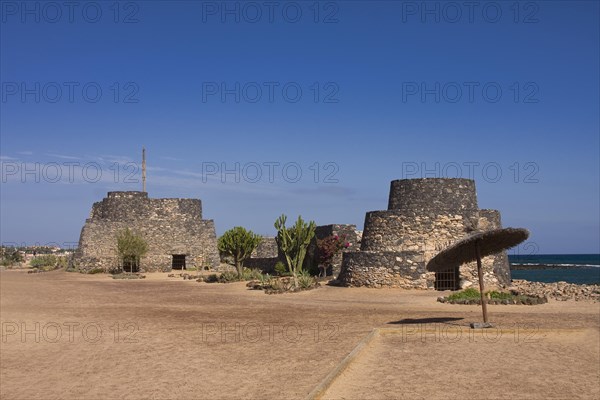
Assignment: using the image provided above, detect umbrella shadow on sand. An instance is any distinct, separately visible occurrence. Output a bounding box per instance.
[387,317,464,325]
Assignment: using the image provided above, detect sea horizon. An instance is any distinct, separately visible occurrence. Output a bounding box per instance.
[508,254,600,285]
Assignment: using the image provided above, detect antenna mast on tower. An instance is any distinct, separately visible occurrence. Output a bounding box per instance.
[142,147,146,193]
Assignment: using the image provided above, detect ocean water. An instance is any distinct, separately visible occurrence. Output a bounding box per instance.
[509,254,600,285]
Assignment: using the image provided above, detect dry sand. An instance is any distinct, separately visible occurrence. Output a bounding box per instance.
[1,269,599,399]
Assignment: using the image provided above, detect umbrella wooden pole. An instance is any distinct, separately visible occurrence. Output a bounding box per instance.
[475,240,489,323]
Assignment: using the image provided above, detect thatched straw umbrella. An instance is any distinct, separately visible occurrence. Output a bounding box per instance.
[427,228,529,328]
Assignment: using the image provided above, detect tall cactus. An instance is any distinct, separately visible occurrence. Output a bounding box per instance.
[218,227,262,278]
[274,214,316,284]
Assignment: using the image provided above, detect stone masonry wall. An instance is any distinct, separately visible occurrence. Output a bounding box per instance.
[71,191,220,272]
[245,237,280,272]
[477,209,510,287]
[339,251,427,288]
[338,179,511,290]
[388,178,478,212]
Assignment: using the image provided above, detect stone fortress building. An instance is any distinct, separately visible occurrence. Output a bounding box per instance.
[337,178,510,290]
[71,191,220,272]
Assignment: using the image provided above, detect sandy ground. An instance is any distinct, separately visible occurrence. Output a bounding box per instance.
[1,269,599,399]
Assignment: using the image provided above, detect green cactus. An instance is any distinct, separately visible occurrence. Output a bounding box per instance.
[274,214,316,285]
[218,227,262,278]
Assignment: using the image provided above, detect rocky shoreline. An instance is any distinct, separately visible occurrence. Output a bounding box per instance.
[509,279,600,302]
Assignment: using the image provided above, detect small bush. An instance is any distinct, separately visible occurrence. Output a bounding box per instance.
[56,256,68,269]
[274,261,288,276]
[112,273,146,280]
[1,247,24,266]
[297,270,317,289]
[87,267,104,274]
[446,288,481,301]
[443,288,542,304]
[487,290,513,300]
[216,268,264,282]
[30,255,58,268]
[258,273,271,284]
[219,270,240,282]
[242,268,263,280]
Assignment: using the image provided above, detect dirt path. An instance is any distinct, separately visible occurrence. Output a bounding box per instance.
[1,270,598,399]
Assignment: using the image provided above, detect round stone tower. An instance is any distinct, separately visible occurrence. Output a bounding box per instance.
[338,178,510,289]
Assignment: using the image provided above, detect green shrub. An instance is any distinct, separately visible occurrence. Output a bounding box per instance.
[242,268,263,280]
[217,268,264,282]
[218,227,262,278]
[487,290,513,300]
[274,261,288,276]
[0,247,24,266]
[30,254,58,268]
[87,267,104,274]
[297,270,316,289]
[112,273,145,280]
[56,256,68,269]
[116,228,148,272]
[447,288,523,302]
[258,273,271,284]
[1,259,13,267]
[219,270,240,282]
[446,288,481,301]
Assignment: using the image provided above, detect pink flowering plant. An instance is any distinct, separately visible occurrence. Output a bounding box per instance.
[317,234,350,274]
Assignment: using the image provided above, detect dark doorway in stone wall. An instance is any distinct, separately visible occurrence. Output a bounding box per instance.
[172,255,186,270]
[434,267,459,290]
[123,260,139,273]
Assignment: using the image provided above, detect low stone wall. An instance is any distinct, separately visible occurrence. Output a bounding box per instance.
[245,237,280,273]
[337,251,432,289]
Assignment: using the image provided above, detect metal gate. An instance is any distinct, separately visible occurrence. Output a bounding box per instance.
[434,267,459,290]
[172,254,186,270]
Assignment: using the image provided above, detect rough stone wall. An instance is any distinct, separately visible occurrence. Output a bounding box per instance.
[477,209,510,287]
[340,251,428,288]
[388,178,478,212]
[251,237,278,258]
[245,237,280,272]
[71,191,220,272]
[338,179,511,290]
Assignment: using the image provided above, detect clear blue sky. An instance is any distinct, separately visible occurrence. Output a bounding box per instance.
[1,1,598,254]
